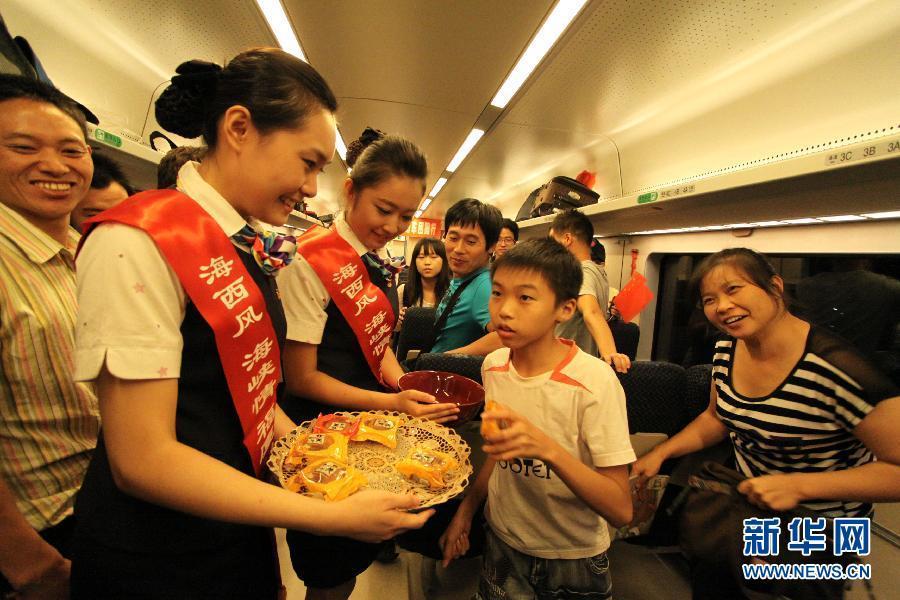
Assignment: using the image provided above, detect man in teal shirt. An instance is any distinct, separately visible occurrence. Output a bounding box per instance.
[431,198,502,354]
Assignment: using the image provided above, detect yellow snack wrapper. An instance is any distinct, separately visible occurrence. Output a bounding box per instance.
[396,447,459,489]
[480,400,505,437]
[312,413,360,437]
[286,458,367,501]
[353,413,405,449]
[285,432,349,467]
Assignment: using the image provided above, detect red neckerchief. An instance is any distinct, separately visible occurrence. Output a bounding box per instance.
[79,190,281,476]
[296,226,395,383]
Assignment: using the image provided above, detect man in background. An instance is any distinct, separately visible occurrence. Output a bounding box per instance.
[550,209,631,372]
[69,152,134,232]
[156,145,205,189]
[493,218,518,259]
[432,198,503,355]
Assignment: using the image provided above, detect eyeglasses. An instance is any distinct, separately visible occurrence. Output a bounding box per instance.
[497,237,516,245]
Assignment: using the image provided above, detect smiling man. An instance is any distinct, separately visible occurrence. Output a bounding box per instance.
[431,198,503,354]
[0,75,99,598]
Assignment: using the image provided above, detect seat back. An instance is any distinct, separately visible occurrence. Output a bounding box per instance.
[616,361,686,436]
[414,353,485,386]
[609,320,640,360]
[684,364,713,425]
[395,306,436,362]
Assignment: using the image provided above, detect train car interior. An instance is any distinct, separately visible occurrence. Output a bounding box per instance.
[2,0,898,598]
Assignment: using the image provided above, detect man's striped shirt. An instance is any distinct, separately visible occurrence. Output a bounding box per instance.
[0,203,99,530]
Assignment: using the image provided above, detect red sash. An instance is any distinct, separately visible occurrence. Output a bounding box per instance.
[296,226,396,383]
[79,190,281,476]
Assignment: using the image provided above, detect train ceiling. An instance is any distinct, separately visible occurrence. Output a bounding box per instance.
[4,0,898,219]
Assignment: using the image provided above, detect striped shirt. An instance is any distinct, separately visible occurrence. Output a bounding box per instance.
[713,326,898,518]
[0,203,99,530]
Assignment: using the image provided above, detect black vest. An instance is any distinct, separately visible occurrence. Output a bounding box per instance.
[280,259,398,425]
[74,250,286,553]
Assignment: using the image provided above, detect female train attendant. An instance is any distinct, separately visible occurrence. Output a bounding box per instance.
[633,248,900,598]
[277,129,459,599]
[70,49,432,599]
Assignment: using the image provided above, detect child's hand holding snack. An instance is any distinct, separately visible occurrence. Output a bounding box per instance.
[481,401,557,463]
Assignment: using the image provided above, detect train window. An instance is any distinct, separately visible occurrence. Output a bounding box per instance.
[652,253,900,382]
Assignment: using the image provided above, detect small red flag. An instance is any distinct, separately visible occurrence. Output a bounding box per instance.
[613,272,654,323]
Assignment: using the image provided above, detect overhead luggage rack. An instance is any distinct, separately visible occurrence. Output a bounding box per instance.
[517,128,900,235]
[86,123,162,190]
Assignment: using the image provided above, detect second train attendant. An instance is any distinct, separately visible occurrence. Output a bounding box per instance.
[279,128,459,598]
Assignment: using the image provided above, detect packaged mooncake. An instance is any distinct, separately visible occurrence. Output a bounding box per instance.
[480,400,506,437]
[312,413,360,437]
[396,447,459,489]
[284,431,349,466]
[286,458,367,501]
[353,413,404,449]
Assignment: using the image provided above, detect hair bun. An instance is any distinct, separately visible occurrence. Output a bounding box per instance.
[345,126,385,167]
[155,60,222,139]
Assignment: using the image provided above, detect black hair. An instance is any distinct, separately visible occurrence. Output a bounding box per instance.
[491,238,582,305]
[346,127,427,195]
[689,247,790,310]
[500,218,519,241]
[156,146,207,188]
[550,209,593,245]
[0,74,87,138]
[155,48,337,148]
[444,198,503,249]
[90,152,135,195]
[404,238,451,308]
[590,238,606,264]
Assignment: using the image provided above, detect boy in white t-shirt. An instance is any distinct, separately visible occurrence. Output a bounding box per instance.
[440,238,635,599]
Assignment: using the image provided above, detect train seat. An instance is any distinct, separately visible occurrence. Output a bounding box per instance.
[395,306,437,362]
[684,364,713,424]
[609,320,640,361]
[412,352,485,386]
[616,361,686,436]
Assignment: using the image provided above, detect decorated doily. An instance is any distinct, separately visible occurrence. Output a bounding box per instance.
[268,411,472,507]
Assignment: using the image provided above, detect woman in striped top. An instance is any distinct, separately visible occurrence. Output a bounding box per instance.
[633,248,899,590]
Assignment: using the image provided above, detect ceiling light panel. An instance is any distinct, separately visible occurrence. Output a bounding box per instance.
[446,129,486,172]
[334,131,347,161]
[819,215,867,222]
[490,0,588,108]
[429,177,448,198]
[255,0,306,60]
[861,210,900,219]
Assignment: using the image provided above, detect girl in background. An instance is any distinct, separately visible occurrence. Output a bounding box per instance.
[399,237,450,309]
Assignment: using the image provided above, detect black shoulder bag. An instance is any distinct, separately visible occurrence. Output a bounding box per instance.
[420,276,478,354]
[679,462,870,600]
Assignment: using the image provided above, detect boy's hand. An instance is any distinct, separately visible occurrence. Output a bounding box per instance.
[603,352,631,373]
[439,509,473,567]
[481,403,557,463]
[631,447,666,487]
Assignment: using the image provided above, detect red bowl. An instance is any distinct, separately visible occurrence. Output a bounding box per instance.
[398,370,485,424]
